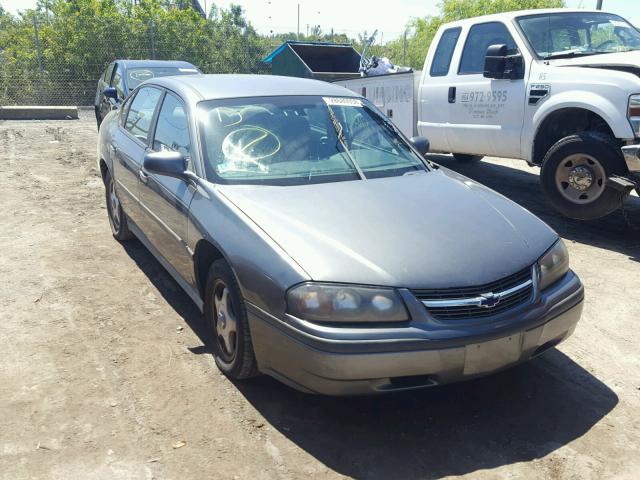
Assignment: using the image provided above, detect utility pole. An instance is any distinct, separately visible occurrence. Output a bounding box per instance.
[297,4,300,40]
[32,14,45,104]
[402,29,407,65]
[596,0,603,9]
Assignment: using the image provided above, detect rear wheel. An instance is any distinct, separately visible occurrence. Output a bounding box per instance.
[105,170,133,241]
[453,153,484,163]
[204,259,258,380]
[540,132,628,220]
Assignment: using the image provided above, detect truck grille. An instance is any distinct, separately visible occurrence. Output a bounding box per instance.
[412,266,534,320]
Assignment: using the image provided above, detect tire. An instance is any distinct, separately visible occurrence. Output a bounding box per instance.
[104,169,134,241]
[540,132,628,220]
[453,153,484,163]
[204,259,258,380]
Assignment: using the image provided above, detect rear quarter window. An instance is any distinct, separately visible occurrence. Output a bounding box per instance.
[430,27,462,77]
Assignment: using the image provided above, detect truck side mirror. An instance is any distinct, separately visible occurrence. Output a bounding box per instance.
[484,44,524,80]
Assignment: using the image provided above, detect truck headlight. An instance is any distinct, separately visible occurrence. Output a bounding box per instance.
[287,283,409,323]
[538,240,569,291]
[629,94,640,137]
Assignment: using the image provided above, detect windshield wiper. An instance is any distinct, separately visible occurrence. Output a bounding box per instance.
[543,51,601,60]
[325,105,367,180]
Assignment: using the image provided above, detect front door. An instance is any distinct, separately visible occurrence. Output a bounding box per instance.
[446,21,527,159]
[138,91,196,284]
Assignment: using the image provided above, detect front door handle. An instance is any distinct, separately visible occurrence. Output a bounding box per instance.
[139,170,149,184]
[448,86,456,104]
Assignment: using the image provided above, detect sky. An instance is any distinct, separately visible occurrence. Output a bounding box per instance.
[1,0,639,40]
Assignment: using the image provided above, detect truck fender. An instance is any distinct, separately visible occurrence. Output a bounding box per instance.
[527,91,634,162]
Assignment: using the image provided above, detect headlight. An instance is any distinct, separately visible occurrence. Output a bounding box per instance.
[287,283,409,323]
[538,240,569,291]
[629,94,640,137]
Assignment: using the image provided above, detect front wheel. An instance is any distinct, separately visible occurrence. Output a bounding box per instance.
[540,132,628,220]
[453,153,484,163]
[204,259,258,380]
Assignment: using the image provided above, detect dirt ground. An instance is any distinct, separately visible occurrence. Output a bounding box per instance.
[1,110,639,480]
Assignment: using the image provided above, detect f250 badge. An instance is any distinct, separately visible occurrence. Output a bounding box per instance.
[529,84,551,106]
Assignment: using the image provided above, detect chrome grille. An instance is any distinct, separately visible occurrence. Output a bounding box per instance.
[412,266,534,320]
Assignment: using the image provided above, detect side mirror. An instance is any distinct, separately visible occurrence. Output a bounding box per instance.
[103,87,119,101]
[483,44,524,80]
[143,150,189,180]
[409,136,430,155]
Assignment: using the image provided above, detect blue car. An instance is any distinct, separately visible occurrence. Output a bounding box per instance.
[94,59,201,128]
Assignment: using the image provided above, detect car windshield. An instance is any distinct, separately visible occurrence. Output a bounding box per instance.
[517,12,640,59]
[197,95,428,186]
[127,66,199,89]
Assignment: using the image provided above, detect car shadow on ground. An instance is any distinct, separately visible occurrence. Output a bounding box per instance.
[234,351,617,479]
[122,241,209,344]
[121,241,618,480]
[428,154,640,262]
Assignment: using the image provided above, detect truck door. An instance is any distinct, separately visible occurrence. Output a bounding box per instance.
[445,21,527,159]
[418,26,462,153]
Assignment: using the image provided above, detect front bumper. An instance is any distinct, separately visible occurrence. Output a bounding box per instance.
[248,272,584,395]
[622,144,640,174]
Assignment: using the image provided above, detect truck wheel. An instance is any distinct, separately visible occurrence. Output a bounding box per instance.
[453,153,484,163]
[540,132,627,220]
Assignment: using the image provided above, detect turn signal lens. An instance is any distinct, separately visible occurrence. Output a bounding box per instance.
[629,95,640,137]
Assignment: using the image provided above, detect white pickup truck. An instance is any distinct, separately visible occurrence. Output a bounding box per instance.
[335,9,640,220]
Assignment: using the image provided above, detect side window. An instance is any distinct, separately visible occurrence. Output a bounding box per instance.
[152,93,191,158]
[119,93,134,125]
[459,22,518,74]
[124,87,162,143]
[103,63,114,83]
[430,27,462,77]
[112,67,126,98]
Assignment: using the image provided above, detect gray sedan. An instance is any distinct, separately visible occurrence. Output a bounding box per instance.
[97,74,584,395]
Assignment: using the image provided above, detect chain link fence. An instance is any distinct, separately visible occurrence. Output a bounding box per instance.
[0,14,275,107]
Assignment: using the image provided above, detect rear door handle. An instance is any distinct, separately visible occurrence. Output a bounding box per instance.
[139,170,149,184]
[448,87,456,104]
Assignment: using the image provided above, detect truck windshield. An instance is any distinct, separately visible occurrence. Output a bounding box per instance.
[197,95,428,186]
[517,12,640,59]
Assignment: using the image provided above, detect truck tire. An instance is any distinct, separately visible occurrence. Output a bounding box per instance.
[540,132,628,220]
[453,153,484,163]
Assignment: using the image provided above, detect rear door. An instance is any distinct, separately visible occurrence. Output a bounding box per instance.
[445,21,528,158]
[138,91,196,283]
[418,26,462,153]
[111,86,163,227]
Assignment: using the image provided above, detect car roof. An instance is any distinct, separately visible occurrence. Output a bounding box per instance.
[116,59,199,70]
[144,74,361,102]
[441,8,616,27]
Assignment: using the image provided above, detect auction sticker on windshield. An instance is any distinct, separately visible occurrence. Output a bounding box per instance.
[323,97,364,107]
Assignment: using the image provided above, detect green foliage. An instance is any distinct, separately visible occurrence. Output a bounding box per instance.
[0,0,567,104]
[0,0,272,105]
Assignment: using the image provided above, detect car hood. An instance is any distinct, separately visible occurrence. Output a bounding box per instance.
[217,169,558,289]
[552,50,640,73]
